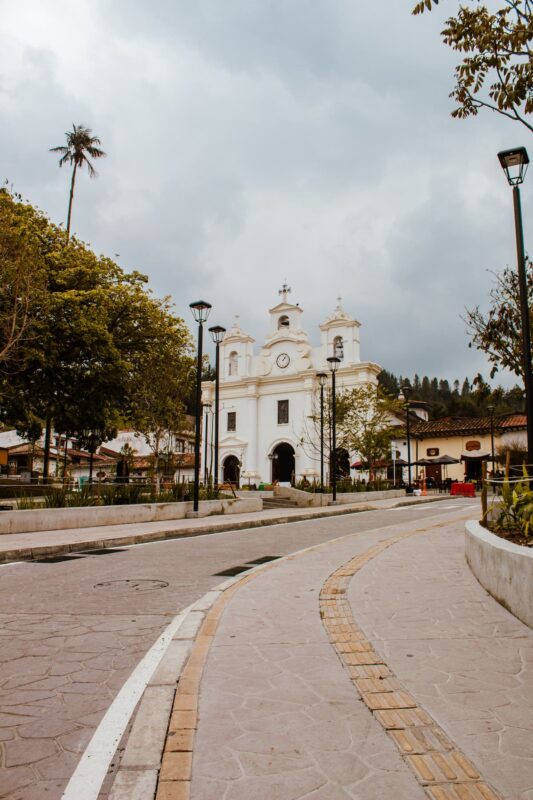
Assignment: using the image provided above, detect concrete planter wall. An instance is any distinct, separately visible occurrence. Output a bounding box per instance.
[0,497,263,535]
[274,486,405,508]
[465,520,533,630]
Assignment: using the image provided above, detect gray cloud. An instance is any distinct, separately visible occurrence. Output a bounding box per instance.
[0,0,530,389]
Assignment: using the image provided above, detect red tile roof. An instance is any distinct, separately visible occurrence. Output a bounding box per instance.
[411,413,526,438]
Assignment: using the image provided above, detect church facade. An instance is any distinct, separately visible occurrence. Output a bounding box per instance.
[201,286,381,486]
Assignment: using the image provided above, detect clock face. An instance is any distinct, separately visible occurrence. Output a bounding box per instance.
[276,353,290,369]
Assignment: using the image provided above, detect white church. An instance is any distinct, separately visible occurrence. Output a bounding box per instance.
[201,285,382,486]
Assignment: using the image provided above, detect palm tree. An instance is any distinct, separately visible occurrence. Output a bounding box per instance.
[50,124,106,238]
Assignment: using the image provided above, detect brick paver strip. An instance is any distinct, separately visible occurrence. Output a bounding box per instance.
[319,532,501,800]
[156,576,257,799]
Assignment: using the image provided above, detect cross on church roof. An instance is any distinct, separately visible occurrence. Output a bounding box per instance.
[279,282,291,303]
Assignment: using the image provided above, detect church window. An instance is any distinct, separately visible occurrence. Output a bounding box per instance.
[228,351,238,376]
[277,400,289,425]
[227,412,236,432]
[278,315,290,329]
[334,336,344,360]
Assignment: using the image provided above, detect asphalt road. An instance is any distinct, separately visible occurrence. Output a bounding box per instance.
[0,499,476,800]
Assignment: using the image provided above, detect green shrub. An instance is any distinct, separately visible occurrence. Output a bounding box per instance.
[100,484,147,506]
[44,487,68,508]
[16,495,41,510]
[491,468,533,538]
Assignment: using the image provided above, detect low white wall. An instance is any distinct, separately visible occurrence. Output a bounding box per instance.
[0,497,263,535]
[235,490,274,498]
[274,487,405,507]
[465,520,533,630]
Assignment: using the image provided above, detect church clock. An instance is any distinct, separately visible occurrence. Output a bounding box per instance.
[276,353,290,369]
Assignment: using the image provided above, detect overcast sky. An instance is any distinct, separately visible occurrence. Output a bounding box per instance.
[1,0,531,387]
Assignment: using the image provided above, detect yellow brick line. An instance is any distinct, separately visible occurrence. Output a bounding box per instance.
[154,514,472,799]
[319,521,501,800]
[154,571,259,799]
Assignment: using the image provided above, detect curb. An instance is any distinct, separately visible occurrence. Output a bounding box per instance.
[0,495,456,565]
[0,505,371,564]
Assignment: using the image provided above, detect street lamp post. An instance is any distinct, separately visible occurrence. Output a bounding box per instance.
[487,403,496,488]
[327,357,340,502]
[317,373,327,492]
[208,325,226,491]
[498,147,533,471]
[189,301,212,513]
[203,402,212,485]
[400,384,413,494]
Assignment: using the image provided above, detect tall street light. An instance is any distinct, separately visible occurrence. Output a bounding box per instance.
[487,403,496,485]
[190,301,212,512]
[203,402,212,485]
[498,147,532,470]
[317,372,327,492]
[327,356,340,502]
[209,325,226,491]
[399,384,413,494]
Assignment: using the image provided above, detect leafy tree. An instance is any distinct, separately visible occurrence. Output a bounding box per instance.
[0,191,194,478]
[465,265,533,380]
[129,306,194,491]
[337,385,401,479]
[0,189,46,371]
[413,1,533,133]
[50,125,106,238]
[377,369,399,396]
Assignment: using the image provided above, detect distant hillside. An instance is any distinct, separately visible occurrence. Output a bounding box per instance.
[378,370,524,420]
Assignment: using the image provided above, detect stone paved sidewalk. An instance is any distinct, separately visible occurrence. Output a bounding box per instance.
[154,513,533,800]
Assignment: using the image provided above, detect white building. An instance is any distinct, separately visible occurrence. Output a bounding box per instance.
[202,286,381,486]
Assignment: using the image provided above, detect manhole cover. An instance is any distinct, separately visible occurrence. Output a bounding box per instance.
[94,578,169,593]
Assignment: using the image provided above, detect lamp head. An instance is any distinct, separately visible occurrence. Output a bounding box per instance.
[209,325,226,344]
[498,147,529,186]
[316,372,328,387]
[399,383,411,402]
[189,300,212,323]
[327,356,340,373]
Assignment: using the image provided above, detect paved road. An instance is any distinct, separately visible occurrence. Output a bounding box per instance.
[0,499,475,799]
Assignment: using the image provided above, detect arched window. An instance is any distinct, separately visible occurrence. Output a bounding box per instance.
[228,351,238,376]
[278,315,290,329]
[334,336,344,360]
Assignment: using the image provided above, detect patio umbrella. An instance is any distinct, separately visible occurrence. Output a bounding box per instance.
[432,454,460,465]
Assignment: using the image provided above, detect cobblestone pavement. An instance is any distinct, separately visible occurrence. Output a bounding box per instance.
[0,502,470,800]
[349,524,533,799]
[184,512,532,800]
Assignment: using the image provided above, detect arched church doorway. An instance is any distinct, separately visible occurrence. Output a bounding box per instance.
[223,455,240,487]
[271,442,295,484]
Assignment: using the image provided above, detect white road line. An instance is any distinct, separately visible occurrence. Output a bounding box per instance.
[60,603,194,800]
